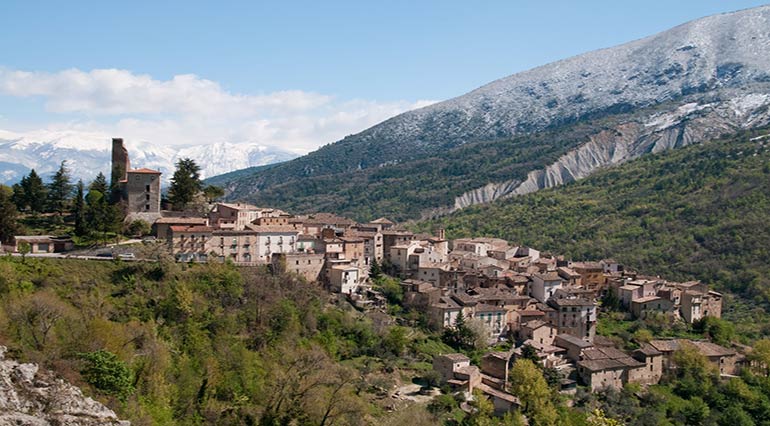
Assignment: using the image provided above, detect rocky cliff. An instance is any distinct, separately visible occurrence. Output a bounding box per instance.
[0,346,129,426]
[451,92,770,210]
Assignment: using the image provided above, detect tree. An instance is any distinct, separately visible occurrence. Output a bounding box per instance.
[46,160,73,215]
[17,241,30,263]
[509,359,558,426]
[747,338,770,376]
[73,180,87,236]
[672,341,717,398]
[168,158,202,211]
[586,409,624,426]
[125,219,151,237]
[90,172,109,195]
[202,184,225,203]
[369,258,382,280]
[13,169,47,213]
[79,349,135,401]
[0,185,20,244]
[85,189,120,243]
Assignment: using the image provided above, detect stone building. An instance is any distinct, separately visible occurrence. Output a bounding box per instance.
[110,137,161,220]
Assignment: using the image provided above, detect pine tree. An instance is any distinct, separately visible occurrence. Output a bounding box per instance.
[11,182,26,212]
[85,187,120,243]
[73,180,87,236]
[202,184,225,203]
[46,161,73,215]
[90,172,109,195]
[20,169,47,214]
[0,185,20,244]
[168,158,202,211]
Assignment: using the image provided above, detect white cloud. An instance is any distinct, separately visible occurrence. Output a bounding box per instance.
[0,67,437,153]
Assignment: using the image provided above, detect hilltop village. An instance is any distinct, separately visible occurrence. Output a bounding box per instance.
[7,139,743,415]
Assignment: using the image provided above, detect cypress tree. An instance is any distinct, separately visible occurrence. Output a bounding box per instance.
[21,169,47,214]
[73,180,87,236]
[47,161,73,215]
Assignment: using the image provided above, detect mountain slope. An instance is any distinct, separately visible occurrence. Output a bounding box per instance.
[416,127,770,309]
[220,5,770,221]
[0,129,297,185]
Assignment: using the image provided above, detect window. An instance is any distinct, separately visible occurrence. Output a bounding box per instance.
[145,194,150,201]
[145,204,150,211]
[145,184,150,192]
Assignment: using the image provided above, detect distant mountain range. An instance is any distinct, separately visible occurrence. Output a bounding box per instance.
[0,129,297,185]
[215,5,770,221]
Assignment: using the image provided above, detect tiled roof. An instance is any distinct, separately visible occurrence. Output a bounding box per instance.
[128,167,161,174]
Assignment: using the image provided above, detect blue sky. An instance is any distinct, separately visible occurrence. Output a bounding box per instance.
[1,0,768,152]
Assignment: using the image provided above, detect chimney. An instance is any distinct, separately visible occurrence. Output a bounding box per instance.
[437,228,446,240]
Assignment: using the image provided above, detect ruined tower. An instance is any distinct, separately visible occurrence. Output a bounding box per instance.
[111,138,130,188]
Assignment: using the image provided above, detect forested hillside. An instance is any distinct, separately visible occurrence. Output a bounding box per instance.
[0,256,459,425]
[417,127,770,314]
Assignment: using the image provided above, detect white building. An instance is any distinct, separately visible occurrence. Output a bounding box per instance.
[530,272,564,303]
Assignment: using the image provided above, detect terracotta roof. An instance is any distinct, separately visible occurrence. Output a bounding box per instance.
[370,217,394,224]
[554,334,593,349]
[649,339,681,353]
[634,344,662,357]
[439,353,470,363]
[475,303,507,313]
[691,341,735,357]
[477,383,519,404]
[578,359,627,372]
[170,225,213,233]
[128,168,161,174]
[482,351,511,361]
[632,296,663,304]
[533,272,562,281]
[549,297,595,307]
[217,202,260,211]
[155,217,207,224]
[244,225,299,233]
[522,320,550,330]
[517,310,545,316]
[582,347,631,361]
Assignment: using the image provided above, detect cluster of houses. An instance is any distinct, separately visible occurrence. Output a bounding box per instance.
[4,139,746,405]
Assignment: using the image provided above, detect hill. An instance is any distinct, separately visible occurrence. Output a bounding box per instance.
[219,5,770,220]
[416,127,770,313]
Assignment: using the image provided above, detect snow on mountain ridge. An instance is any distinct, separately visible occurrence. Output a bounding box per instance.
[344,4,770,153]
[0,130,297,185]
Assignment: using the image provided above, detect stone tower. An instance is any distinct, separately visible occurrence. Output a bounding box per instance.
[111,138,130,187]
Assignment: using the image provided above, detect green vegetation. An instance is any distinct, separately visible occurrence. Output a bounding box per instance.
[0,257,471,425]
[168,158,203,211]
[225,105,679,222]
[0,184,21,244]
[418,127,770,337]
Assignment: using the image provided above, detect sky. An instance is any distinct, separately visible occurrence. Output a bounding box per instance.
[1,0,768,154]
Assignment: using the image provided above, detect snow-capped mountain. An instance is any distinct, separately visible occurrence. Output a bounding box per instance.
[0,129,297,185]
[218,4,770,220]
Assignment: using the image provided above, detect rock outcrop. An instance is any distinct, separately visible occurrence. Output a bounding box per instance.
[450,92,770,210]
[0,346,129,426]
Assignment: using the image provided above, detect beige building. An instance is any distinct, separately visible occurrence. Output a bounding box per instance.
[548,297,597,342]
[273,253,325,282]
[168,225,214,262]
[207,226,298,264]
[155,217,208,239]
[209,203,274,231]
[13,236,74,254]
[126,168,161,214]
